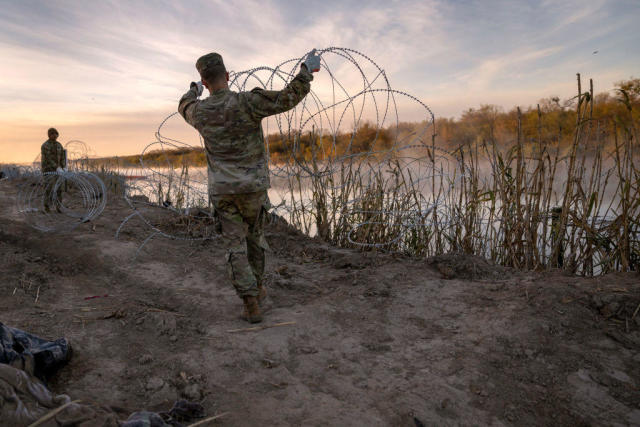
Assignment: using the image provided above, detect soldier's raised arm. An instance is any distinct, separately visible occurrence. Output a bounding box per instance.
[243,49,321,120]
[178,81,204,127]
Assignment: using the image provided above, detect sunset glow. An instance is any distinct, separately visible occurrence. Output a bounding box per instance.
[1,0,638,163]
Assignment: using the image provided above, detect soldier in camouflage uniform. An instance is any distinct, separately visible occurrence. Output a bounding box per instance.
[40,128,65,213]
[179,50,321,323]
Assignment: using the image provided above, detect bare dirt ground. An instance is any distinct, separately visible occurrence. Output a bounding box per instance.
[1,179,639,426]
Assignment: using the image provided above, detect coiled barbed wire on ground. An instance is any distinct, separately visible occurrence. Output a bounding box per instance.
[120,47,445,249]
[65,140,97,171]
[16,170,107,232]
[0,165,36,180]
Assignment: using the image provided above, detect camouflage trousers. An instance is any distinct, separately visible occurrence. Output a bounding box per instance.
[211,190,270,298]
[42,173,63,211]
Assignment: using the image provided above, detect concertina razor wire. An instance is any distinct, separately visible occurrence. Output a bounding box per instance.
[117,47,455,251]
[11,47,462,250]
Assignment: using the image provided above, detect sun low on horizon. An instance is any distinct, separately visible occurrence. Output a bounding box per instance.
[1,0,638,164]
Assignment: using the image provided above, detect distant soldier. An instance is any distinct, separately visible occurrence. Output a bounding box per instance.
[178,50,321,323]
[40,128,65,212]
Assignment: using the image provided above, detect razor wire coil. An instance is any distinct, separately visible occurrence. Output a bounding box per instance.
[119,46,446,250]
[16,170,107,232]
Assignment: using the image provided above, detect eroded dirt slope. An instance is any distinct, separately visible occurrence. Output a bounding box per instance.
[1,180,639,426]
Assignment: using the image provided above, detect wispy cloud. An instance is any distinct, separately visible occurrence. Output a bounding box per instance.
[0,0,638,162]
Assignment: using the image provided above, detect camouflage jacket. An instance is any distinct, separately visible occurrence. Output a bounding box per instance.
[178,67,313,195]
[40,139,65,172]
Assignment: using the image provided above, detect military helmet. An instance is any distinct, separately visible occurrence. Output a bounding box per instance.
[47,128,59,138]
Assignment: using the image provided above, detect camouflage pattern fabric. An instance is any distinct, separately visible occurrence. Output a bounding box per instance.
[211,191,270,297]
[178,67,313,195]
[43,174,63,212]
[0,363,120,427]
[41,139,66,211]
[40,139,65,173]
[195,52,225,76]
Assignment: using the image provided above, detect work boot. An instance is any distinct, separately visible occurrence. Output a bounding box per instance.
[241,296,262,323]
[258,284,267,306]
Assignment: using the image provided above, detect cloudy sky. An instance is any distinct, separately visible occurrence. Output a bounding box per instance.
[1,0,638,163]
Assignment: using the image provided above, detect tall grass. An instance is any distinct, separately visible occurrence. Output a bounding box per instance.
[284,75,639,275]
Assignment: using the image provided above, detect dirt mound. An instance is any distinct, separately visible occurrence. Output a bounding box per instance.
[426,252,512,280]
[0,180,639,426]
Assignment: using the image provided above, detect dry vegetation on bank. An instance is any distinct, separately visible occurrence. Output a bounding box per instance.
[71,77,640,277]
[284,76,640,276]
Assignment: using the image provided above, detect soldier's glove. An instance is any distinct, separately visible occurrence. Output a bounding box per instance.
[190,81,204,97]
[302,49,321,73]
[56,167,63,173]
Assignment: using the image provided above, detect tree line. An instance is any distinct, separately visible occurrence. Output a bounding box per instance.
[88,78,639,168]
